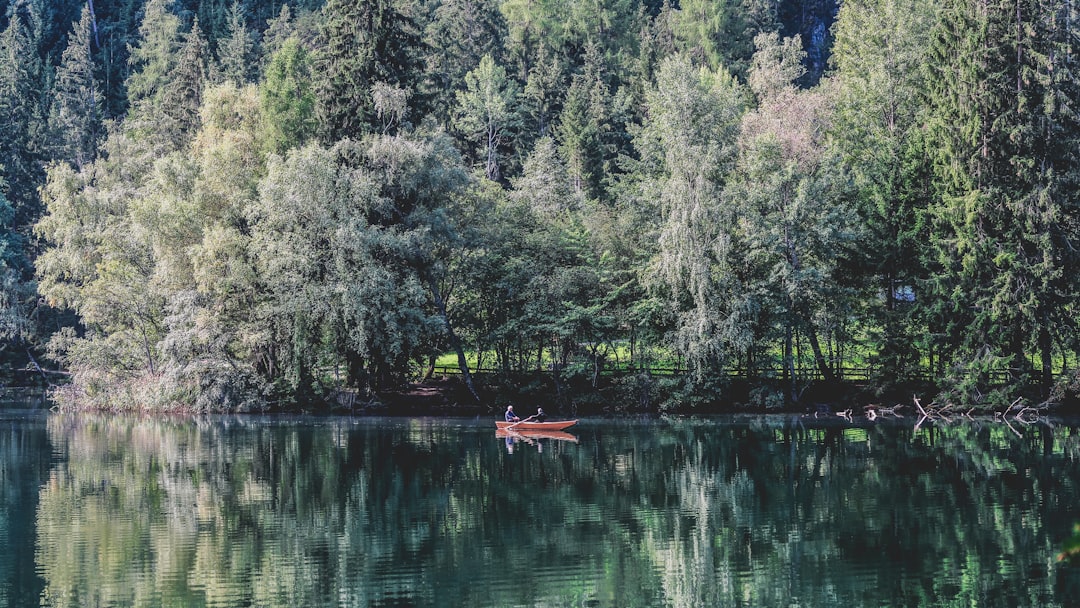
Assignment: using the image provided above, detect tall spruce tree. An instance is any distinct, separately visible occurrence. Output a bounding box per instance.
[0,3,46,231]
[259,3,296,69]
[216,0,253,85]
[160,17,210,140]
[555,43,614,201]
[314,0,424,142]
[0,185,28,342]
[924,0,1080,403]
[48,5,103,171]
[124,0,183,144]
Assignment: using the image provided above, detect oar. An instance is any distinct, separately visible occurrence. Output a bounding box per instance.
[507,414,536,429]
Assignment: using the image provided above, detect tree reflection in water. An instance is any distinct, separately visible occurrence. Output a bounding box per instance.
[25,414,1080,607]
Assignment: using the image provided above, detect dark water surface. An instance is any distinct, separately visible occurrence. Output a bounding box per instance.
[3,404,1080,607]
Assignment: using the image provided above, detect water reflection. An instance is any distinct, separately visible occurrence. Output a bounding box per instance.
[22,414,1080,607]
[497,428,579,453]
[0,407,50,607]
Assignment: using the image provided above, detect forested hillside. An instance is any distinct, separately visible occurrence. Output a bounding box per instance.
[1,0,1078,412]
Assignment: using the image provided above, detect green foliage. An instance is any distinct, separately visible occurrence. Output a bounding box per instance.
[921,0,1080,404]
[421,0,505,120]
[125,0,182,124]
[637,54,746,378]
[0,3,47,229]
[829,0,937,388]
[453,54,519,181]
[15,0,1080,410]
[554,43,615,201]
[0,189,32,342]
[160,18,210,141]
[259,37,316,153]
[671,0,776,77]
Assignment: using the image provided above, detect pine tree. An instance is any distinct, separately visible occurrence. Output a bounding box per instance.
[0,184,30,343]
[559,45,606,198]
[197,0,231,47]
[521,43,566,138]
[126,0,182,110]
[48,5,103,171]
[259,3,294,67]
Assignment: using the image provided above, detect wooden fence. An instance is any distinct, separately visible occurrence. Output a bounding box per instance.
[427,365,916,382]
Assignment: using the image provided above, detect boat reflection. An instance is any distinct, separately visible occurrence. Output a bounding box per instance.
[497,428,579,453]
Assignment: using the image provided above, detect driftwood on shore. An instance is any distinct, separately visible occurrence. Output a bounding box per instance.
[811,396,1051,434]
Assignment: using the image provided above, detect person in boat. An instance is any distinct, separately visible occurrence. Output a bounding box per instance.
[518,407,546,424]
[505,405,520,423]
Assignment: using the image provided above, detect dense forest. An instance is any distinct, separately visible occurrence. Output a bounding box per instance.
[1,0,1079,412]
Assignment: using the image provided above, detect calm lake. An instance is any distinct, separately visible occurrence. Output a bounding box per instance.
[3,400,1080,607]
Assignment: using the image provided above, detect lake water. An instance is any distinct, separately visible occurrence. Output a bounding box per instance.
[3,403,1080,607]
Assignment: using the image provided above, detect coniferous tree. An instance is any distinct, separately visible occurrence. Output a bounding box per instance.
[0,183,32,345]
[260,36,317,152]
[197,0,231,47]
[126,0,181,106]
[668,0,777,78]
[160,18,210,142]
[521,43,566,138]
[48,5,103,171]
[500,0,567,80]
[216,1,253,85]
[259,3,295,67]
[0,4,46,231]
[124,0,183,143]
[314,0,425,142]
[924,0,1080,403]
[555,43,616,201]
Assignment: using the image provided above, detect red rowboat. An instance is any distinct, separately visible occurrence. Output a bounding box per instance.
[495,419,578,431]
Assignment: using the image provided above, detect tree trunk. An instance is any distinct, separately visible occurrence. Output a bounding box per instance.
[345,350,368,393]
[423,353,436,382]
[1039,309,1053,397]
[427,274,481,403]
[804,320,836,383]
[785,322,796,402]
